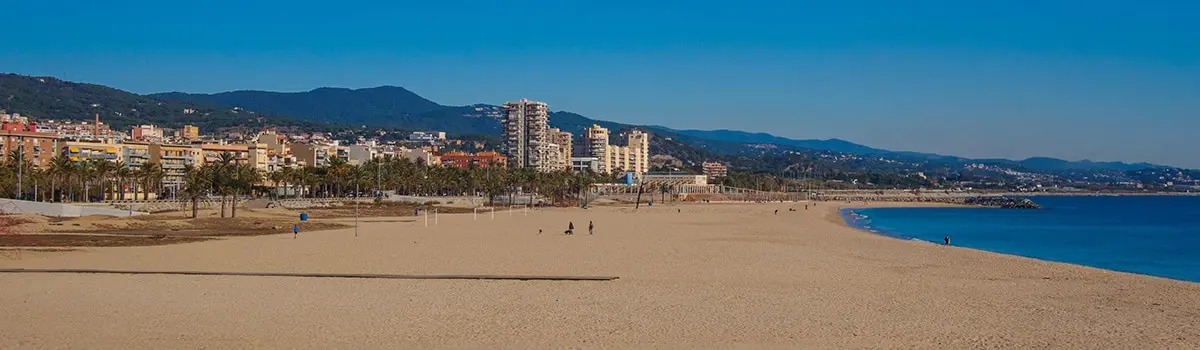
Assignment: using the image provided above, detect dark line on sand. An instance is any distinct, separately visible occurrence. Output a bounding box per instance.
[0,268,618,281]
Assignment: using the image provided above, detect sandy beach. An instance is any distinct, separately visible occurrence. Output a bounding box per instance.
[2,202,1198,349]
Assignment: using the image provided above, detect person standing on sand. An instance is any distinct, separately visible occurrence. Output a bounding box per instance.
[589,221,594,235]
[944,235,951,246]
[293,224,299,239]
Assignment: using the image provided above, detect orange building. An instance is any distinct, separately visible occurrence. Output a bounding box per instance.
[438,151,507,169]
[0,130,60,168]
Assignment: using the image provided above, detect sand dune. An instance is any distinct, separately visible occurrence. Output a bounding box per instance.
[2,202,1198,348]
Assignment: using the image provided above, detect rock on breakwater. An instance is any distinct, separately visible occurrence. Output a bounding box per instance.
[962,197,1042,209]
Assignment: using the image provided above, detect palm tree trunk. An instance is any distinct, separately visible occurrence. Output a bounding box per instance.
[231,191,238,218]
[192,198,199,218]
[221,195,227,218]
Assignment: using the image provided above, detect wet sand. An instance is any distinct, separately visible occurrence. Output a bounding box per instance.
[2,202,1198,348]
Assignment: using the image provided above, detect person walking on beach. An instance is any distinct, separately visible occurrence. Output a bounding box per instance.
[944,235,951,246]
[588,221,594,235]
[293,224,299,239]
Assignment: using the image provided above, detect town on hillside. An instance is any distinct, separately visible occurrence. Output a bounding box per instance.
[0,100,740,204]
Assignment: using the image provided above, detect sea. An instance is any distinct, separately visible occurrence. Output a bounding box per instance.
[841,196,1200,283]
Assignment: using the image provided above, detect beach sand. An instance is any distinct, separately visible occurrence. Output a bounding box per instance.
[2,202,1198,348]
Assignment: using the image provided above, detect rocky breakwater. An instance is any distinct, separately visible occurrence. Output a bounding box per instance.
[961,197,1042,209]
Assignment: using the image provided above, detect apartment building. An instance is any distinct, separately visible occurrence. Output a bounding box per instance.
[121,142,153,168]
[583,125,650,176]
[150,143,203,195]
[502,98,561,172]
[200,144,251,165]
[0,130,60,168]
[702,161,729,179]
[548,128,572,170]
[63,141,120,163]
[291,143,332,167]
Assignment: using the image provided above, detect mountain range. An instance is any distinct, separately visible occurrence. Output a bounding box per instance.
[0,73,327,132]
[0,73,1172,172]
[151,85,1169,172]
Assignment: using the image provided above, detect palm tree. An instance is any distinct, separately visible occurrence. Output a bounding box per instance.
[77,160,97,202]
[47,155,73,202]
[267,169,285,200]
[115,161,133,200]
[230,164,261,218]
[139,162,162,200]
[93,160,116,201]
[181,165,210,218]
[213,152,236,217]
[326,157,349,197]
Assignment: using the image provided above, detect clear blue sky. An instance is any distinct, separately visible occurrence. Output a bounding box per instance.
[4,0,1198,167]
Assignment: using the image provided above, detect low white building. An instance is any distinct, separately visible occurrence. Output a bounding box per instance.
[571,157,600,173]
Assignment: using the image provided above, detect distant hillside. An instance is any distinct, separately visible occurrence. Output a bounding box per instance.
[153,86,444,126]
[654,128,891,155]
[656,127,1165,171]
[0,73,328,131]
[5,73,1170,172]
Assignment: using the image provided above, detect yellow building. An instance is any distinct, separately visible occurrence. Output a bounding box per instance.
[150,144,202,195]
[247,143,269,171]
[583,125,650,175]
[200,143,251,165]
[548,128,572,170]
[181,125,200,140]
[62,141,120,163]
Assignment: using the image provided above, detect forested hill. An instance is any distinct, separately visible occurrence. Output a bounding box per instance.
[0,73,331,131]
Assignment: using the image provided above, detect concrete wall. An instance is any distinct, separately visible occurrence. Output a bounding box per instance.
[0,199,148,217]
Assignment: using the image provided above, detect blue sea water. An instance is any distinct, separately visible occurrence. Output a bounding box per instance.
[841,196,1200,283]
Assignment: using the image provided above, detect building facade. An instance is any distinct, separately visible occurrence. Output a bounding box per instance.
[291,143,332,167]
[0,130,60,169]
[131,125,163,141]
[200,144,251,165]
[181,125,200,140]
[548,128,572,170]
[583,125,650,176]
[571,157,600,173]
[702,161,729,179]
[408,131,446,142]
[150,144,203,196]
[501,99,561,172]
[439,151,508,169]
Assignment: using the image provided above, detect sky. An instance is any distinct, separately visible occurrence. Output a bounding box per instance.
[4,0,1199,167]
